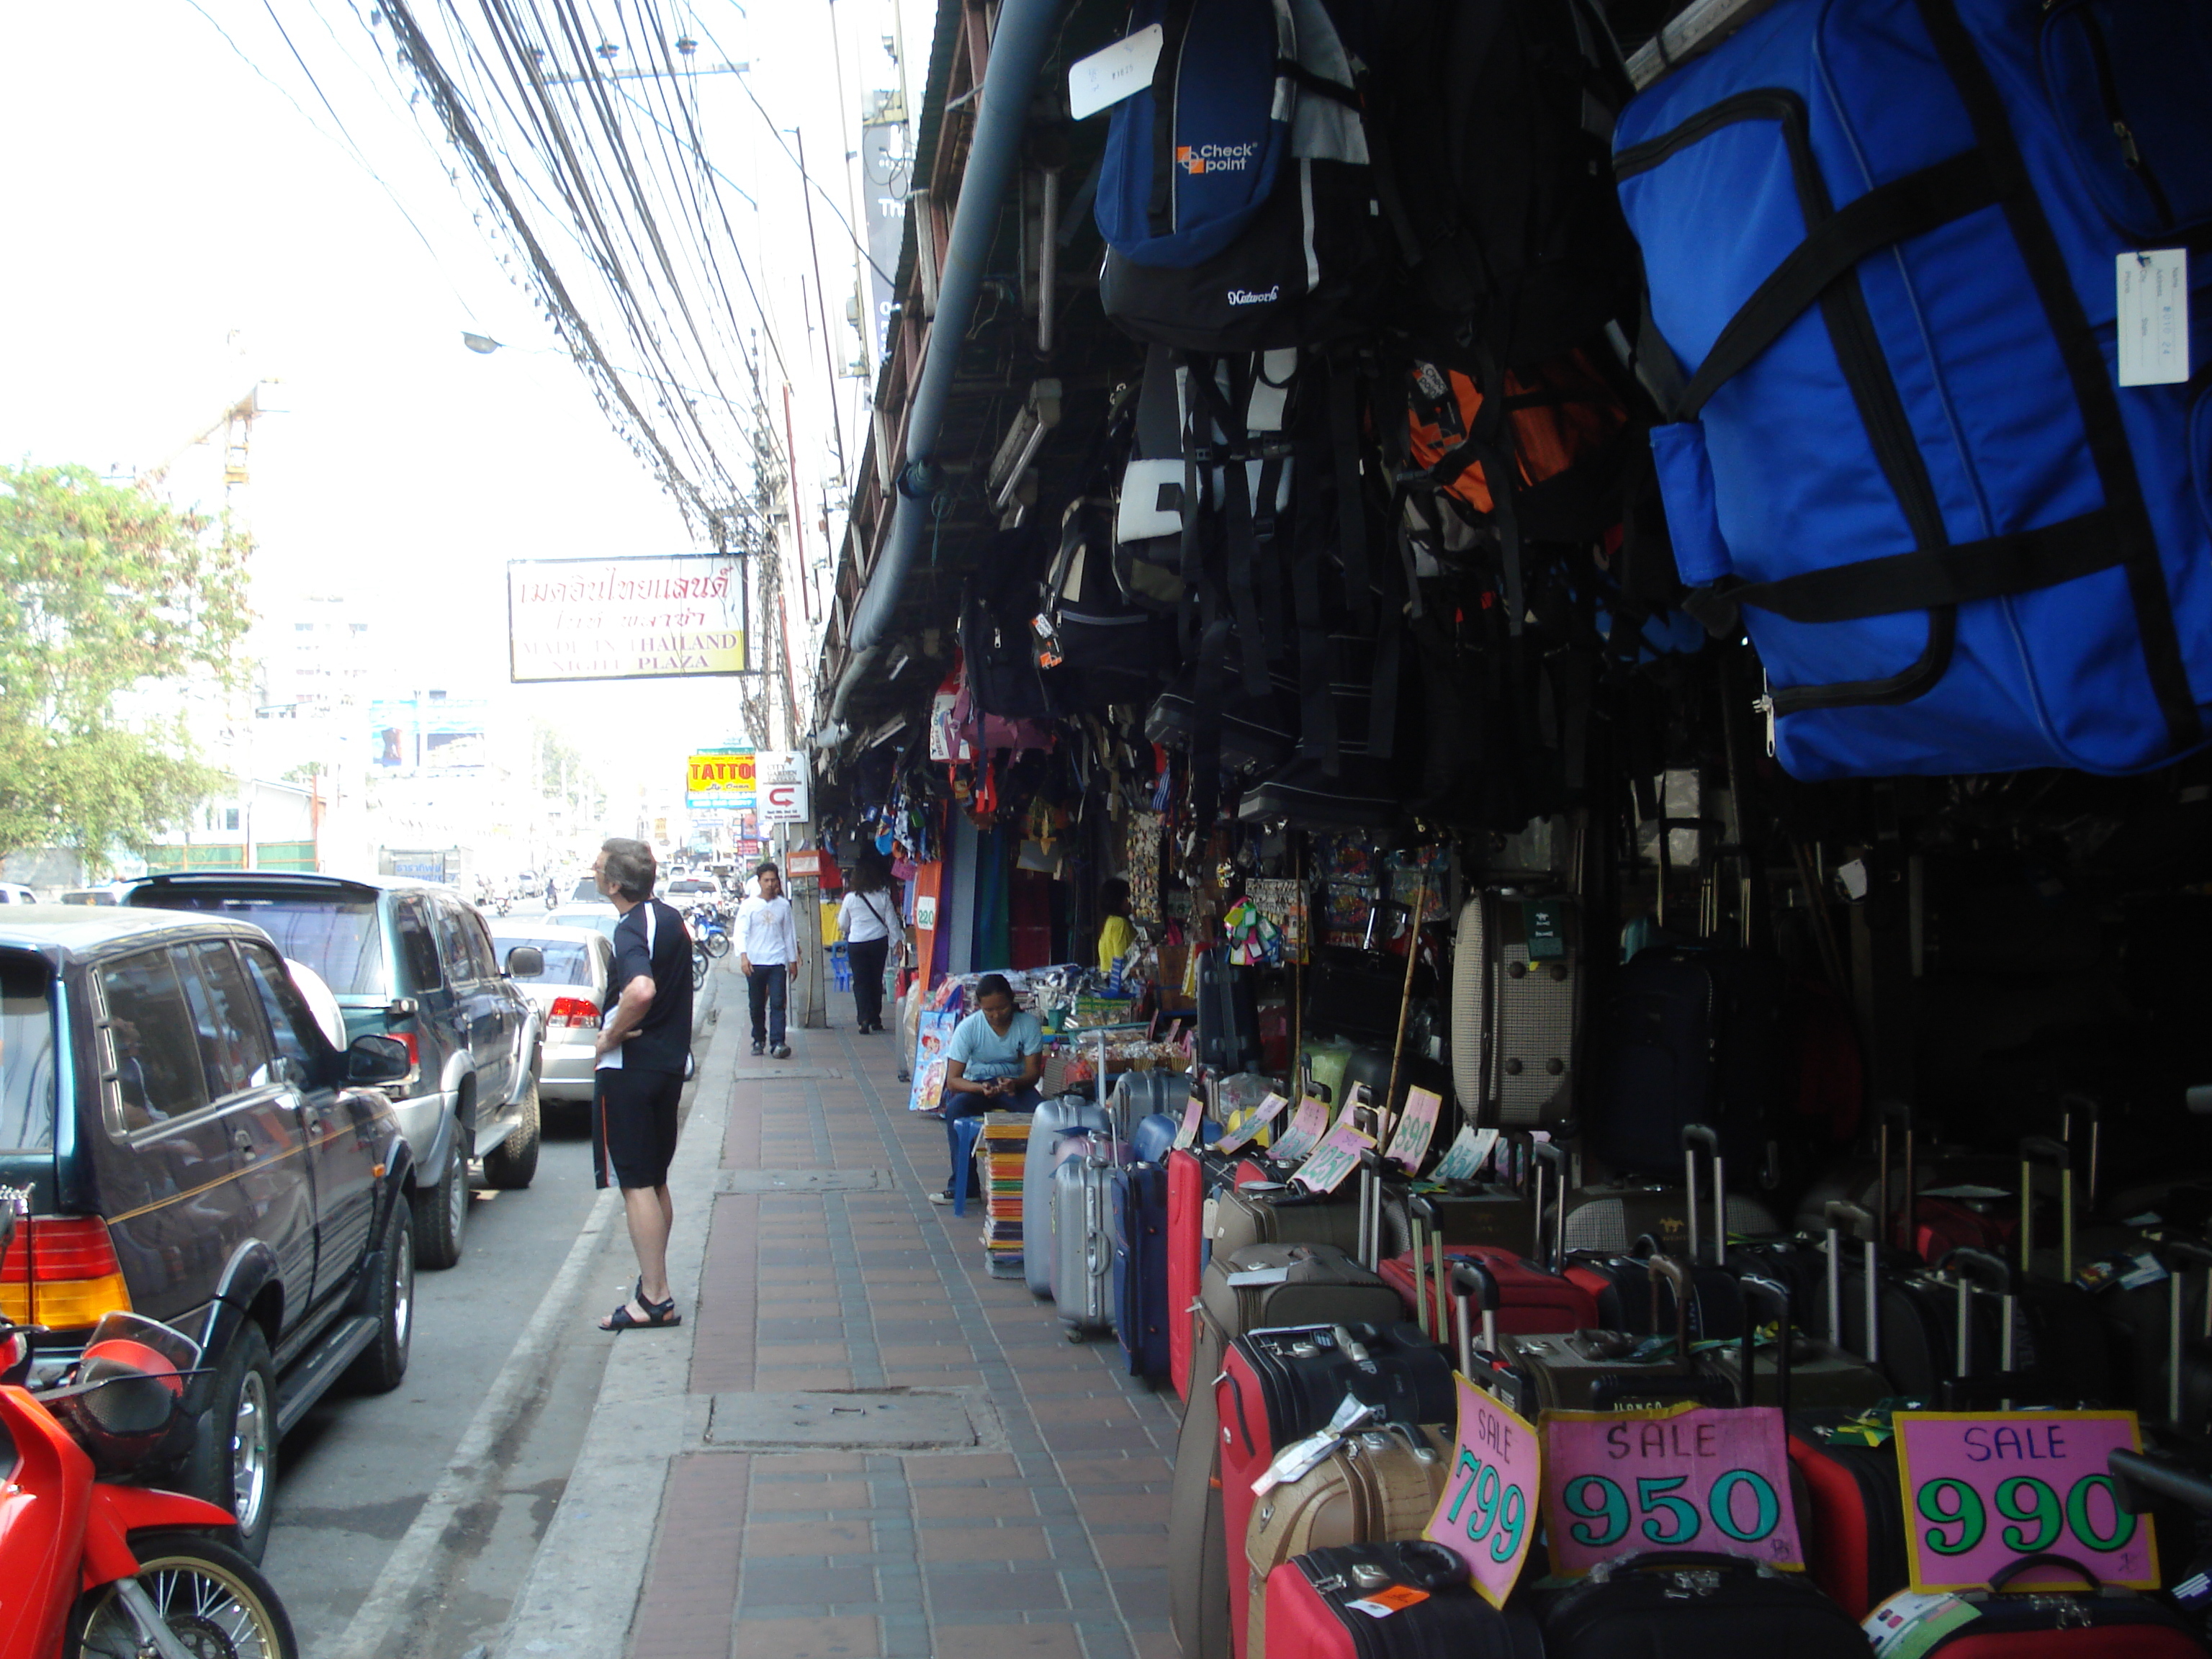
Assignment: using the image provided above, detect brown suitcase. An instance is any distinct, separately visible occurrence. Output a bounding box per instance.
[1244,1423,1452,1658]
[1488,1254,1737,1416]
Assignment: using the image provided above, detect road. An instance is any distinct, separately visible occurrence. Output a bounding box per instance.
[259,953,724,1658]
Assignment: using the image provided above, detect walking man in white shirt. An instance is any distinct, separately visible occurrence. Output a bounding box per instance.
[737,860,800,1058]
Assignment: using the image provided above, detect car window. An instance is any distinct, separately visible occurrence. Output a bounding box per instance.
[431,900,481,985]
[551,911,623,945]
[177,942,274,1100]
[132,891,390,996]
[240,945,328,1082]
[0,953,56,1151]
[99,949,212,1130]
[394,900,443,994]
[495,935,597,986]
[462,909,502,981]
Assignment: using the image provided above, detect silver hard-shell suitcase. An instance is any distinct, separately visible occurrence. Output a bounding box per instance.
[1050,1128,1118,1334]
[1452,889,1582,1130]
[1025,1095,1110,1296]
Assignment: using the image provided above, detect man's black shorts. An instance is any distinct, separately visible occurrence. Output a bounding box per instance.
[593,1067,683,1190]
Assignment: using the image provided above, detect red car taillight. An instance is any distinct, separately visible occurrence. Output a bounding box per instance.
[0,1215,132,1328]
[548,996,602,1029]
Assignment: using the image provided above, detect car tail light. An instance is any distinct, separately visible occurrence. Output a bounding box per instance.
[0,1216,132,1329]
[548,997,601,1029]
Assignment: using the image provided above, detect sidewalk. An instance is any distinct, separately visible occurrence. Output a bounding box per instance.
[496,965,1182,1659]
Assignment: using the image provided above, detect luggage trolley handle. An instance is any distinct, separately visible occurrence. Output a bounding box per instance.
[1681,1123,1725,1267]
[1940,1246,2018,1399]
[2149,1233,2212,1427]
[1876,1098,1915,1255]
[2018,1133,2073,1283]
[1648,1252,1697,1372]
[1823,1200,1879,1363]
[1532,1138,1570,1274]
[1736,1273,1794,1417]
[1404,1192,1449,1341]
[1450,1259,1501,1379]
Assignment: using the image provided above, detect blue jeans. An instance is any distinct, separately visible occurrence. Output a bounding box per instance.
[747,963,788,1047]
[942,1084,1039,1187]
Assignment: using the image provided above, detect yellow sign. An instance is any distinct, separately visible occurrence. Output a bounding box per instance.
[688,752,755,792]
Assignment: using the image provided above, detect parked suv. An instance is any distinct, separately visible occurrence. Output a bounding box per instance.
[126,873,545,1270]
[0,904,428,1560]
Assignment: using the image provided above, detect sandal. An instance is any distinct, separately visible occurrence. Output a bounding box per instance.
[601,1278,682,1331]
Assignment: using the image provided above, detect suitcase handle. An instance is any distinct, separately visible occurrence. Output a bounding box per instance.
[1647,1254,1695,1366]
[2147,1235,2212,1426]
[1938,1246,2017,1390]
[1986,1552,2101,1593]
[1736,1274,1792,1416]
[2017,1134,2073,1282]
[1823,1200,1879,1360]
[1681,1124,1724,1268]
[1450,1260,1500,1377]
[1532,1139,1570,1273]
[1585,1549,1784,1585]
[1876,1098,1915,1256]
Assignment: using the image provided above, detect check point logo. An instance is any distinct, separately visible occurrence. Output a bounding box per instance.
[1175,140,1259,175]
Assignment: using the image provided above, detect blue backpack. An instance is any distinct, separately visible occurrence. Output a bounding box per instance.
[1614,0,2212,781]
[1094,0,1377,351]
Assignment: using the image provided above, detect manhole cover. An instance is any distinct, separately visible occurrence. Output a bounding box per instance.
[716,1169,890,1193]
[706,1390,988,1451]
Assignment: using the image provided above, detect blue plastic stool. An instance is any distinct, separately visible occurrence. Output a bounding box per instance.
[953,1114,985,1216]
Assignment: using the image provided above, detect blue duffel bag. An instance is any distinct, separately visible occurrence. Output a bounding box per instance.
[1614,0,2212,780]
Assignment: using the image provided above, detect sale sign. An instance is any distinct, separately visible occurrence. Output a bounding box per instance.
[1266,1096,1331,1164]
[1215,1092,1290,1155]
[1291,1120,1376,1195]
[1540,1403,1805,1578]
[1385,1086,1444,1173]
[1892,1411,2157,1591]
[1424,1374,1542,1609]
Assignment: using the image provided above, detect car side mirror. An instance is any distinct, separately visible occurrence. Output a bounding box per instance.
[504,945,544,979]
[346,1034,413,1084]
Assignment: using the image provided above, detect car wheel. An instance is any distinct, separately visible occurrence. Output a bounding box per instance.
[187,1322,277,1564]
[347,1198,414,1393]
[482,1071,540,1190]
[413,1119,472,1269]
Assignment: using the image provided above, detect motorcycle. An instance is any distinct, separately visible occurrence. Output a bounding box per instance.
[0,1200,298,1658]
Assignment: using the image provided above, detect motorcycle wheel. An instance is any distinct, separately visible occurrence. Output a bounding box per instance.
[706,930,732,960]
[67,1530,299,1659]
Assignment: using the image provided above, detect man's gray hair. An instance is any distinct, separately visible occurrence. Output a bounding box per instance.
[601,837,656,902]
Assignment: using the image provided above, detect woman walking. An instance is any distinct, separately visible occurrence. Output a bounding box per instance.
[837,853,902,1035]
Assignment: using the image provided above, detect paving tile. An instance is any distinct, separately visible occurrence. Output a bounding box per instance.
[924,1625,1084,1656]
[1026,1395,1141,1426]
[1055,1457,1176,1485]
[739,1565,876,1606]
[1070,1493,1172,1525]
[907,1452,1022,1479]
[751,1480,874,1511]
[760,1452,870,1473]
[750,1365,857,1390]
[917,1523,1053,1562]
[752,1341,852,1364]
[922,1569,1069,1612]
[745,1519,874,1556]
[1087,1532,1170,1570]
[731,1615,879,1658]
[915,1485,1038,1520]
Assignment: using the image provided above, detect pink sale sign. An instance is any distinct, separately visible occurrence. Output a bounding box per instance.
[1892,1411,2157,1591]
[1540,1403,1804,1578]
[1424,1375,1542,1609]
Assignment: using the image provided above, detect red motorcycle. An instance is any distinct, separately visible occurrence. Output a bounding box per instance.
[1,1204,297,1659]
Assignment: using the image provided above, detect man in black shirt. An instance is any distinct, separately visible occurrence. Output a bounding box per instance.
[590,837,694,1331]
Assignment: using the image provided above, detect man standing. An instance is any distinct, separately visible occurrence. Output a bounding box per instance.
[590,837,694,1331]
[737,859,799,1058]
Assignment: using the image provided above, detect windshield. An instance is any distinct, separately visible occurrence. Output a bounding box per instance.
[0,954,57,1152]
[493,935,597,986]
[138,894,390,996]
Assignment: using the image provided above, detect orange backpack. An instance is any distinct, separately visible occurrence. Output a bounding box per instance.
[1406,347,1632,518]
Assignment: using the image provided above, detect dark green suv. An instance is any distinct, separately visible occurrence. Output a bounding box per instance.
[126,873,546,1270]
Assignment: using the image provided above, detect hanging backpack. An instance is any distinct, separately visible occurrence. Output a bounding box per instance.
[1094,0,1380,351]
[1365,0,1643,368]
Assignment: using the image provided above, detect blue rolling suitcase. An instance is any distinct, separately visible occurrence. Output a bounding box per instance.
[1110,1161,1174,1379]
[1616,0,2212,781]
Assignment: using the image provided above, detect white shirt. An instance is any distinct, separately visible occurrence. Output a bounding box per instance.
[738,893,797,965]
[837,889,897,944]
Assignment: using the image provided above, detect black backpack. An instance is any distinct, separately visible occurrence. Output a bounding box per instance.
[1367,0,1644,368]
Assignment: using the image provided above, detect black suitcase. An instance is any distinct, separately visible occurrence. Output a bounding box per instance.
[1197,945,1264,1074]
[1539,1550,1867,1658]
[1264,1541,1545,1659]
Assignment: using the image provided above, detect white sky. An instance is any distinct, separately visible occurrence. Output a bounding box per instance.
[0,0,909,806]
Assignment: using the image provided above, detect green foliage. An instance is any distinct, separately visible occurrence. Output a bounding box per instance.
[0,462,250,861]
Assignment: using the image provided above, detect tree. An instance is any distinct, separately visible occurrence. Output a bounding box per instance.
[0,462,250,864]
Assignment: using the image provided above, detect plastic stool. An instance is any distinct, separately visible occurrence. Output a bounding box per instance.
[953,1115,985,1216]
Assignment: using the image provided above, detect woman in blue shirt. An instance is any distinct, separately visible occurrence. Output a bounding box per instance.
[928,973,1043,1204]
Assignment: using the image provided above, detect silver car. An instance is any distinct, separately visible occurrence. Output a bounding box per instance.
[487,921,613,1109]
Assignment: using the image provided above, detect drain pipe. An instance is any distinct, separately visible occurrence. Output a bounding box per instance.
[831,0,1069,721]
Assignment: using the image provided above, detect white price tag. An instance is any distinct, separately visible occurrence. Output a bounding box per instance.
[2117,249,2190,386]
[1069,24,1163,121]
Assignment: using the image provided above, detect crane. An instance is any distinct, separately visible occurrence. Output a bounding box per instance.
[135,381,279,496]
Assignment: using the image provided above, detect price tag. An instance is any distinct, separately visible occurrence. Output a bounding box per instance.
[2117,249,2189,387]
[1348,1583,1429,1618]
[1267,1095,1331,1164]
[1424,1374,1542,1609]
[1172,1089,1207,1150]
[1431,1124,1498,1183]
[1067,23,1164,121]
[1892,1411,2158,1591]
[1540,1403,1805,1578]
[1385,1087,1444,1173]
[1290,1120,1375,1195]
[1215,1091,1290,1155]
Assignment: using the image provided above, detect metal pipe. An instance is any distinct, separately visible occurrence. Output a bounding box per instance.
[831,0,1069,719]
[1039,167,1059,354]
